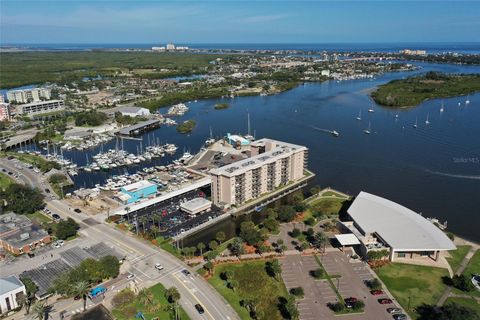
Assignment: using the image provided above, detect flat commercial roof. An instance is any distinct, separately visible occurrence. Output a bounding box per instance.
[335,234,360,246]
[0,276,24,295]
[348,192,456,252]
[113,178,211,216]
[180,197,211,212]
[118,119,160,135]
[121,180,156,193]
[209,138,307,177]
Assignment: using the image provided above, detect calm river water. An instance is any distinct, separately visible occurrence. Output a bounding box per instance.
[21,61,480,243]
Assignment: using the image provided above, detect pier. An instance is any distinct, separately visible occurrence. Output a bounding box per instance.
[117,119,161,136]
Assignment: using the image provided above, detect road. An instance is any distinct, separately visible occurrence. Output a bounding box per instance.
[0,158,239,320]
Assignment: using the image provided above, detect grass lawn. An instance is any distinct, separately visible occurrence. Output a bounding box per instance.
[376,263,449,319]
[27,211,52,224]
[112,283,190,320]
[308,198,346,216]
[0,172,13,190]
[446,245,471,273]
[445,297,480,314]
[155,237,184,260]
[208,260,289,320]
[454,250,480,297]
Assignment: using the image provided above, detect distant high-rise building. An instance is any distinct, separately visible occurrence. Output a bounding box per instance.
[0,103,11,121]
[7,88,51,104]
[399,49,427,56]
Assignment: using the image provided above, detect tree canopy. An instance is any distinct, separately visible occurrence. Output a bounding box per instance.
[0,183,44,214]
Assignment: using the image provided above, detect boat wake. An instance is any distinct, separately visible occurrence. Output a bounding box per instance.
[425,169,480,180]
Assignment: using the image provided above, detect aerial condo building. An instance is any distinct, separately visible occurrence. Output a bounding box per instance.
[209,138,308,207]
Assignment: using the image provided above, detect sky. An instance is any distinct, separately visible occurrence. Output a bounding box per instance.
[1,1,480,44]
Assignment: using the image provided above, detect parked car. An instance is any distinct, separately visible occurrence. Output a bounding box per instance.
[27,252,35,258]
[127,274,135,280]
[74,208,82,213]
[194,304,205,314]
[52,214,61,220]
[370,290,384,295]
[387,307,402,314]
[155,263,164,271]
[378,298,393,304]
[393,314,407,320]
[181,269,191,276]
[344,297,357,308]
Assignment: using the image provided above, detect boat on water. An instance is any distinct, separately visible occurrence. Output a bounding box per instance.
[466,95,470,104]
[413,117,418,128]
[356,109,362,121]
[244,113,255,141]
[425,113,430,125]
[368,108,374,113]
[440,100,444,113]
[363,122,371,134]
[331,130,340,137]
[205,126,215,146]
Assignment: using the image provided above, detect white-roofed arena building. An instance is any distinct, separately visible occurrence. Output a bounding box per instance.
[339,191,456,263]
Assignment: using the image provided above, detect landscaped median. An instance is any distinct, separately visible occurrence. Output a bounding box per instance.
[206,260,297,320]
[111,283,190,320]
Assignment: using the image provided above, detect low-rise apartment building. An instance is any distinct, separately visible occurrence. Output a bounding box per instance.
[0,103,11,121]
[209,138,308,207]
[16,100,65,117]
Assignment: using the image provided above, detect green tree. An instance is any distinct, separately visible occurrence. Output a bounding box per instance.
[263,218,279,232]
[266,260,282,280]
[313,231,328,252]
[229,237,245,256]
[239,221,261,245]
[204,261,214,274]
[215,231,226,244]
[55,218,79,240]
[20,277,38,314]
[0,183,44,214]
[31,301,47,320]
[277,206,296,222]
[451,274,474,292]
[197,242,206,256]
[137,288,154,305]
[209,240,219,251]
[99,255,120,279]
[72,281,90,311]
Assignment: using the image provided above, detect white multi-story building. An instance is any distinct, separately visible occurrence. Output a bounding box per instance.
[166,43,176,50]
[209,138,308,207]
[0,276,26,315]
[0,103,10,121]
[7,88,51,104]
[117,106,150,117]
[17,100,65,117]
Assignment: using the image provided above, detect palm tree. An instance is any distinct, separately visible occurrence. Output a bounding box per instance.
[165,287,181,320]
[71,281,90,312]
[216,231,226,245]
[31,301,47,320]
[138,216,148,234]
[152,212,162,230]
[125,206,131,223]
[197,242,206,256]
[314,231,328,253]
[137,288,154,305]
[150,225,159,238]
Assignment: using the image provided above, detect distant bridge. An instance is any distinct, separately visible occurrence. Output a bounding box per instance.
[343,56,397,62]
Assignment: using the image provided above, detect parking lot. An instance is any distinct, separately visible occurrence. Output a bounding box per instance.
[280,252,402,320]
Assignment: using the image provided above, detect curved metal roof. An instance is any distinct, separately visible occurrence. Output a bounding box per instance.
[348,192,456,251]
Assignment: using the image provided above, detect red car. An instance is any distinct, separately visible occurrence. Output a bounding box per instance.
[370,290,384,295]
[378,298,393,304]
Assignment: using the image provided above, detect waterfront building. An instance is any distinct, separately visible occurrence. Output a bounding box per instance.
[119,180,158,204]
[399,49,427,55]
[0,103,11,121]
[180,198,212,216]
[339,191,456,263]
[7,87,51,104]
[166,43,176,50]
[0,213,52,255]
[152,46,166,51]
[0,276,26,315]
[16,100,65,117]
[209,138,308,207]
[117,106,150,117]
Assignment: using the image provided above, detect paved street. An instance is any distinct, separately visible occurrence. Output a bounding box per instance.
[0,159,239,320]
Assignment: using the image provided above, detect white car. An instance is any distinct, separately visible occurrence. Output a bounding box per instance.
[57,240,65,246]
[127,274,135,280]
[52,243,61,249]
[155,263,164,271]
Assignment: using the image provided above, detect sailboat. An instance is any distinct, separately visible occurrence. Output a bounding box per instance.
[425,113,430,125]
[465,95,470,104]
[440,100,444,113]
[363,122,371,134]
[205,126,215,146]
[368,103,375,113]
[245,112,255,141]
[413,117,418,128]
[356,109,362,121]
